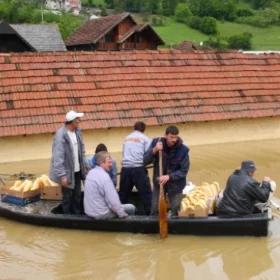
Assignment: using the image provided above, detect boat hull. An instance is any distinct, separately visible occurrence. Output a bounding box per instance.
[0,201,269,236]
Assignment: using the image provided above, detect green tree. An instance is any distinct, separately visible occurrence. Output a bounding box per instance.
[188,15,202,30]
[250,0,272,9]
[227,32,252,50]
[175,3,192,23]
[58,13,83,40]
[204,36,227,49]
[200,16,217,34]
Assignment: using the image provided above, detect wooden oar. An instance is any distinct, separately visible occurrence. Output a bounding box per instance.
[158,150,168,239]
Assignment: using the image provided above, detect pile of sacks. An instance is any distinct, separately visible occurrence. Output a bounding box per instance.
[9,175,58,193]
[179,182,221,217]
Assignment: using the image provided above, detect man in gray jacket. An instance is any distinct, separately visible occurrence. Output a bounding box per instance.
[50,110,87,214]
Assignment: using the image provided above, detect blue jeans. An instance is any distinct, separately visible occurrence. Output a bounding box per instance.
[95,204,136,219]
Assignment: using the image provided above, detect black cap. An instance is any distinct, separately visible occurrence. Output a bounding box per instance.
[241,160,256,173]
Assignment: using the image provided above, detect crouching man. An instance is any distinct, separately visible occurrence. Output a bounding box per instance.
[84,151,136,219]
[217,160,273,216]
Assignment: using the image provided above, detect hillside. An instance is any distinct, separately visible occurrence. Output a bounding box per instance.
[154,17,280,50]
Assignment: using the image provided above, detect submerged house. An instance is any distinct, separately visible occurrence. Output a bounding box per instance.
[0,22,66,52]
[65,13,164,51]
[0,50,280,163]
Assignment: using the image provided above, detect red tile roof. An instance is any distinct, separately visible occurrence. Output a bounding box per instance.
[0,50,280,137]
[65,12,132,46]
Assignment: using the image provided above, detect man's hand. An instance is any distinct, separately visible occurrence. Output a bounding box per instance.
[153,142,163,154]
[60,176,68,187]
[120,214,128,219]
[263,176,271,182]
[159,175,170,185]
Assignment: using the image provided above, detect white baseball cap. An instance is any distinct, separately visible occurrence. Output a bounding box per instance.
[65,110,84,122]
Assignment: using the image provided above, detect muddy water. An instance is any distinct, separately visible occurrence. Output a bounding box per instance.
[1,139,280,280]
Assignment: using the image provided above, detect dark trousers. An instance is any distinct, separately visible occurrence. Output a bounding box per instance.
[119,166,152,215]
[62,172,82,215]
[151,184,183,216]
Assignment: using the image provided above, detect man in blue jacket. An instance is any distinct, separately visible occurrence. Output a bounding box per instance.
[144,125,190,216]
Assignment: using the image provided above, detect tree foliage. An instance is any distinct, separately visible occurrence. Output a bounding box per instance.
[0,0,83,39]
[227,32,252,49]
[175,3,192,23]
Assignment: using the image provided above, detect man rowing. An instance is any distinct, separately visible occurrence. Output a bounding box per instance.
[144,125,190,216]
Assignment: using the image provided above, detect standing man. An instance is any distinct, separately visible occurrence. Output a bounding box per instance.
[119,121,152,215]
[217,160,273,216]
[84,151,135,219]
[144,125,190,216]
[50,110,87,214]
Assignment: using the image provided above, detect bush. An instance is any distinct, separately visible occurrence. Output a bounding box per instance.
[250,0,273,9]
[187,0,236,21]
[236,8,254,17]
[187,15,202,30]
[151,16,165,26]
[236,8,279,27]
[227,32,253,50]
[200,16,217,35]
[187,16,217,35]
[204,36,228,49]
[100,5,108,16]
[175,3,192,23]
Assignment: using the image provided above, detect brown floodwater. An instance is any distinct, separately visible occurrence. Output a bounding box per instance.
[1,139,280,280]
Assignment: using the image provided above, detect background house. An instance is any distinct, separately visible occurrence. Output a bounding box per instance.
[0,22,66,52]
[45,0,81,14]
[65,13,164,51]
[0,50,280,163]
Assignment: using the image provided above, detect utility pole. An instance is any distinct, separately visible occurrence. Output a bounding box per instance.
[41,0,44,23]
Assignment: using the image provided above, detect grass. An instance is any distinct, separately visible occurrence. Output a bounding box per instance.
[154,17,207,46]
[218,21,280,50]
[154,17,280,50]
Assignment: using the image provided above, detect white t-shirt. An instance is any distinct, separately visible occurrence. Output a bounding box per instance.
[67,130,80,172]
[122,130,151,167]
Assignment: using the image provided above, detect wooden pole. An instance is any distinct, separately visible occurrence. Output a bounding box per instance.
[158,150,168,239]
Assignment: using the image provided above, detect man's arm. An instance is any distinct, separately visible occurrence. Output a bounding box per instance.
[245,180,271,203]
[143,138,160,165]
[52,133,67,180]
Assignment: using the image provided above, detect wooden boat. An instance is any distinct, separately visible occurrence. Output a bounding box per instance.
[0,200,270,236]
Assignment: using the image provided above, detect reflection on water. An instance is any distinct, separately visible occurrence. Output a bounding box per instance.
[1,139,280,279]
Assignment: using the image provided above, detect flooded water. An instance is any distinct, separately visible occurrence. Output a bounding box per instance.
[1,139,280,280]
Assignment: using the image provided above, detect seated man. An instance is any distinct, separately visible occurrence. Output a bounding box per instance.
[217,160,273,216]
[84,151,135,219]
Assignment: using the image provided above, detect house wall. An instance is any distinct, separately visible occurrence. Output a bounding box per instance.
[1,117,280,163]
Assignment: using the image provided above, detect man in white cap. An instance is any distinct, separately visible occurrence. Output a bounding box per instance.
[50,110,87,214]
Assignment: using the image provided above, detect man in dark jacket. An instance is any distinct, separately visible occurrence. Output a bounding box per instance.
[217,160,272,216]
[50,110,87,214]
[144,125,190,216]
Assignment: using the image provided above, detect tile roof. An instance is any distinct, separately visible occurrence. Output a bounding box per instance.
[11,24,66,52]
[65,12,131,46]
[118,24,164,45]
[173,41,198,51]
[0,50,280,137]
